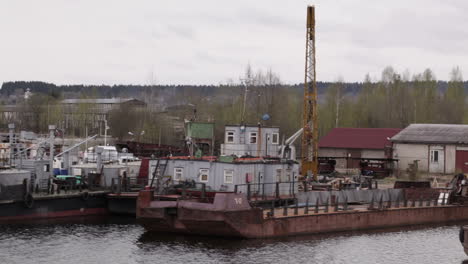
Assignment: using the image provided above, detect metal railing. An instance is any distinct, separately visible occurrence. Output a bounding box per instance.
[263,190,452,218]
[111,176,146,194]
[234,181,298,201]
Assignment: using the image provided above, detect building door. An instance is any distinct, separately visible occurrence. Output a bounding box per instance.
[429,146,444,173]
[346,149,361,168]
[456,150,468,173]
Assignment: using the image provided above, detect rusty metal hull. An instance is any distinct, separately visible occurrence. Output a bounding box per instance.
[137,191,468,238]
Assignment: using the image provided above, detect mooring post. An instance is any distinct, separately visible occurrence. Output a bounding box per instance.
[343,195,348,211]
[270,200,275,217]
[315,197,319,213]
[324,197,329,213]
[334,197,339,212]
[234,185,238,194]
[201,184,206,200]
[387,193,392,208]
[262,183,265,200]
[442,194,446,205]
[434,197,438,206]
[368,195,374,210]
[117,177,121,195]
[403,197,408,207]
[378,195,383,210]
[395,195,400,208]
[426,198,431,207]
[411,199,416,207]
[418,196,423,207]
[275,182,280,199]
[305,198,309,214]
[283,203,288,216]
[182,184,186,199]
[294,199,299,215]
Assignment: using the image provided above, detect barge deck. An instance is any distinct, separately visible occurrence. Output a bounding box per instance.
[137,187,468,238]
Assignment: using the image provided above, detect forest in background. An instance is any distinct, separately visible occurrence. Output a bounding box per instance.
[0,65,467,147]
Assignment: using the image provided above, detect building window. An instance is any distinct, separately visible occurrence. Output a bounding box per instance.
[249,132,257,144]
[226,131,235,143]
[174,167,184,181]
[271,133,279,144]
[224,169,234,184]
[430,150,439,163]
[199,169,209,182]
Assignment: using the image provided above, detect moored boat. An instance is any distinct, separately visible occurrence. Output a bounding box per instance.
[137,178,468,238]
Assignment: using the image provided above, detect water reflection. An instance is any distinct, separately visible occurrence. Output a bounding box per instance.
[0,217,466,264]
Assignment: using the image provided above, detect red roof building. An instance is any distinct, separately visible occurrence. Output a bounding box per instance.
[319,128,402,150]
[318,128,402,169]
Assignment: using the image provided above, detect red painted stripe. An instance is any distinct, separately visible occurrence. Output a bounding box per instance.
[0,208,108,222]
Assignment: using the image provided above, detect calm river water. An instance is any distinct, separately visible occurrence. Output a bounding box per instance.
[0,217,467,264]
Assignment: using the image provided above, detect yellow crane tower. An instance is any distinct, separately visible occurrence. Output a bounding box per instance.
[301,5,319,181]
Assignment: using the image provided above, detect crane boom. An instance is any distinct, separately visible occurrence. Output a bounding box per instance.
[301,6,319,180]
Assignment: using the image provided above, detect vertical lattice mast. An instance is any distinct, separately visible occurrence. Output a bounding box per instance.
[301,6,318,181]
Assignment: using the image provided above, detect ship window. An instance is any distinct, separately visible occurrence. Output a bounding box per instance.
[224,169,234,184]
[174,167,184,181]
[276,169,282,182]
[272,133,279,144]
[199,169,209,182]
[43,164,50,172]
[284,169,292,182]
[249,132,257,144]
[226,131,235,143]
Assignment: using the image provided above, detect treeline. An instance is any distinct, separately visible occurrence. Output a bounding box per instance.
[0,80,357,105]
[319,66,467,136]
[1,65,467,146]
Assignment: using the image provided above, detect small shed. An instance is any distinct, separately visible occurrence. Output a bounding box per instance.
[318,128,401,169]
[220,125,281,157]
[391,124,468,174]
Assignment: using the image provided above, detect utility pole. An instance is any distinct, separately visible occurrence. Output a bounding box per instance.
[240,80,249,124]
[301,6,319,181]
[8,123,15,167]
[104,119,109,146]
[49,125,56,178]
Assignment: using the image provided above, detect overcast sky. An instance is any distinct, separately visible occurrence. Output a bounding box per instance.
[0,0,467,85]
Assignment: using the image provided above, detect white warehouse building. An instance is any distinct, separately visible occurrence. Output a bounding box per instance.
[391,124,468,174]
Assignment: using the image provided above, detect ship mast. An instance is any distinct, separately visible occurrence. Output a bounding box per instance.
[301,6,319,181]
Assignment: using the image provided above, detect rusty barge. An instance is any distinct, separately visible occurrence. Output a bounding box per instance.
[136,179,468,238]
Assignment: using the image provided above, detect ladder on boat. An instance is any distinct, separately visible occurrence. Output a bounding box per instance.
[149,159,168,192]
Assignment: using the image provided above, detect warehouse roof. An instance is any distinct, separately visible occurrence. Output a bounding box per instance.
[319,128,401,150]
[391,124,468,144]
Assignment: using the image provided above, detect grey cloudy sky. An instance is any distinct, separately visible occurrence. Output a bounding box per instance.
[0,0,467,85]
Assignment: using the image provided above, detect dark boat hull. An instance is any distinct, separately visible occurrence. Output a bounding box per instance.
[107,194,137,215]
[0,192,108,222]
